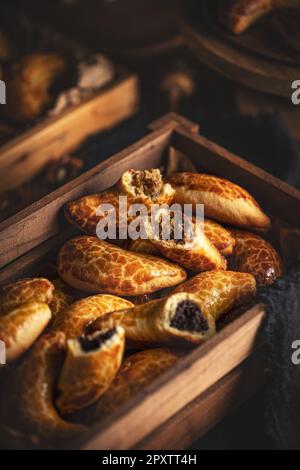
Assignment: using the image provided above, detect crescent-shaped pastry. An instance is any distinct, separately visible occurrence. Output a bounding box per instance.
[118,169,175,207]
[168,173,270,230]
[145,212,227,272]
[51,294,133,338]
[219,0,300,35]
[11,332,85,446]
[0,278,54,314]
[76,348,182,424]
[89,292,216,346]
[229,230,283,286]
[125,238,160,256]
[64,191,124,235]
[56,326,125,415]
[173,270,256,321]
[0,302,51,361]
[57,236,187,296]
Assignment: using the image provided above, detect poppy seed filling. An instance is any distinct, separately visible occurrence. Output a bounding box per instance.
[171,300,208,333]
[79,328,116,352]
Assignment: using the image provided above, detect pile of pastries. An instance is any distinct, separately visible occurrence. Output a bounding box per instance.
[0,168,284,448]
[219,0,300,52]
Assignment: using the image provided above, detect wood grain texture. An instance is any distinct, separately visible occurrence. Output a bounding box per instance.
[0,72,139,194]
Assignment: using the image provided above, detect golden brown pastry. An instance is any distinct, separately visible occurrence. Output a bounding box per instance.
[219,0,300,34]
[0,278,54,314]
[56,326,125,415]
[203,219,236,256]
[51,294,133,338]
[145,212,227,272]
[3,53,65,123]
[168,173,270,230]
[48,279,73,321]
[0,302,51,362]
[118,169,175,207]
[76,348,183,424]
[229,230,283,285]
[173,270,256,321]
[8,331,85,447]
[64,191,124,236]
[89,292,216,347]
[125,238,160,256]
[57,236,187,296]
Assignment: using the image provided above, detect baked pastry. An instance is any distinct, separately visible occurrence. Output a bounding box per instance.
[10,331,85,447]
[57,236,187,296]
[89,292,216,347]
[168,173,270,230]
[229,230,283,285]
[3,53,65,123]
[77,348,182,424]
[48,279,73,321]
[173,270,256,320]
[219,0,300,35]
[56,326,125,415]
[117,169,175,207]
[126,238,161,256]
[0,278,54,314]
[0,302,51,362]
[203,219,236,256]
[51,294,133,338]
[145,211,227,272]
[64,191,125,236]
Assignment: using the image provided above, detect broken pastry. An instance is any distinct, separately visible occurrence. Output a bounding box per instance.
[3,53,66,123]
[173,270,256,321]
[89,292,216,347]
[56,326,125,415]
[229,230,283,285]
[77,348,182,424]
[118,169,175,207]
[51,294,133,338]
[57,236,187,296]
[145,211,227,272]
[168,173,270,230]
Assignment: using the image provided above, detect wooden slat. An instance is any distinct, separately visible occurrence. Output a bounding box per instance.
[136,346,264,450]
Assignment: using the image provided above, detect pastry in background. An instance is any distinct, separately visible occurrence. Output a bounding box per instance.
[3,53,66,123]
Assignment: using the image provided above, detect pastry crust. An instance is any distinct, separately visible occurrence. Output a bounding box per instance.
[229,230,283,285]
[51,294,133,338]
[89,292,216,346]
[57,236,187,296]
[203,219,236,256]
[0,278,54,314]
[118,169,175,206]
[3,53,65,123]
[173,270,256,321]
[49,279,73,321]
[145,212,227,272]
[56,326,125,415]
[76,348,182,424]
[10,332,85,447]
[0,302,51,361]
[168,173,270,230]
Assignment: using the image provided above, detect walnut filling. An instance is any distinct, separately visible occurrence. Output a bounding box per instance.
[79,328,116,352]
[131,170,164,200]
[171,300,208,333]
[157,213,192,245]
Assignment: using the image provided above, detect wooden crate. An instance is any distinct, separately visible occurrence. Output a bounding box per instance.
[0,113,299,449]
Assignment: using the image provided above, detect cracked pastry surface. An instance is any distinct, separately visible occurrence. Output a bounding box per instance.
[168,172,270,230]
[57,236,187,296]
[89,292,216,346]
[173,270,256,321]
[229,230,283,285]
[0,278,54,314]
